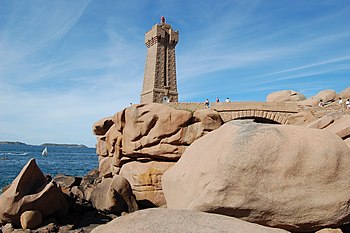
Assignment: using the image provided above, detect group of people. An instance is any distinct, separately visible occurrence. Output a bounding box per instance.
[215,97,230,103]
[205,97,231,108]
[319,98,350,109]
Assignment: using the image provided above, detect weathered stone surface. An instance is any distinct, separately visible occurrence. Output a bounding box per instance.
[163,120,350,232]
[344,138,350,148]
[98,156,113,178]
[95,103,223,161]
[316,228,343,233]
[121,103,192,160]
[53,175,82,189]
[287,111,317,125]
[300,89,337,106]
[90,175,138,214]
[119,161,174,207]
[193,109,223,131]
[266,90,306,102]
[20,210,42,229]
[91,208,289,233]
[75,169,100,202]
[307,115,335,129]
[2,223,14,233]
[93,103,223,207]
[92,117,114,136]
[0,159,70,227]
[339,86,350,99]
[324,115,350,139]
[96,136,107,157]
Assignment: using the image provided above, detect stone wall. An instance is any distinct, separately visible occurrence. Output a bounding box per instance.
[210,102,299,112]
[166,101,350,123]
[299,102,350,118]
[167,102,206,112]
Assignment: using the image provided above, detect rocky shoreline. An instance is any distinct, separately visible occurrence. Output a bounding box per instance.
[1,87,350,233]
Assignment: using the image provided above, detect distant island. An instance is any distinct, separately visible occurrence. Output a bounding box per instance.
[0,141,88,148]
[40,143,88,148]
[0,141,27,145]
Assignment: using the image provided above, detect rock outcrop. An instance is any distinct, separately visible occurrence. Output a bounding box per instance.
[91,208,289,233]
[90,175,138,214]
[20,210,42,230]
[286,111,317,125]
[300,89,337,106]
[119,161,174,207]
[266,90,306,102]
[307,115,335,129]
[322,115,350,139]
[162,120,350,232]
[93,103,223,206]
[304,114,350,149]
[339,86,350,99]
[0,159,70,227]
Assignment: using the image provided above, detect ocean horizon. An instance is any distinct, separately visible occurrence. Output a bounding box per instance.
[0,143,98,191]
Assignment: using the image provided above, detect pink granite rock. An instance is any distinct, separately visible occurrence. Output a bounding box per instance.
[91,208,290,233]
[163,120,350,232]
[0,159,69,227]
[266,90,306,102]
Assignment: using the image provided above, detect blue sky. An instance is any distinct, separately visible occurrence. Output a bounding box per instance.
[0,0,349,147]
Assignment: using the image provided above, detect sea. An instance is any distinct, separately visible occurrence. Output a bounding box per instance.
[0,143,98,192]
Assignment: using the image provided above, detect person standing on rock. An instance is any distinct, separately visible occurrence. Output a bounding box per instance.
[346,98,350,109]
[205,99,209,108]
[225,97,230,102]
[216,97,219,102]
[318,99,324,107]
[338,97,343,105]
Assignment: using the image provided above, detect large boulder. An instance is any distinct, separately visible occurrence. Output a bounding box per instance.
[266,90,306,102]
[0,159,70,227]
[90,208,289,233]
[93,103,223,206]
[339,86,350,99]
[92,116,114,136]
[307,115,335,129]
[287,111,317,125]
[119,161,174,207]
[162,120,350,232]
[300,89,337,106]
[120,103,192,160]
[73,169,99,202]
[323,115,350,139]
[90,175,138,214]
[94,104,223,161]
[20,210,42,229]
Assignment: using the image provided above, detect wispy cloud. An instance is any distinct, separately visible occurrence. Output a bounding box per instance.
[1,0,350,146]
[260,55,350,78]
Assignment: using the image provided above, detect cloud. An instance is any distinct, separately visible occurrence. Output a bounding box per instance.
[0,0,148,146]
[1,0,350,146]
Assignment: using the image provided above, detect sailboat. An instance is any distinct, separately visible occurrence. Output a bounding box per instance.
[41,147,48,156]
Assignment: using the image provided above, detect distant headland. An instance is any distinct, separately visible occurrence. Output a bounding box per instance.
[0,141,88,148]
[40,143,88,148]
[0,141,27,145]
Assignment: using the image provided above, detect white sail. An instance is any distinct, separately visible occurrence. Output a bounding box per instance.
[42,147,48,156]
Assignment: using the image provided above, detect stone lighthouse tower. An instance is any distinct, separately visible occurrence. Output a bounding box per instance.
[140,17,179,104]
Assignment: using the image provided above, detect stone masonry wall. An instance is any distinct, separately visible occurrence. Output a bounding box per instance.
[166,102,206,112]
[299,102,350,118]
[167,101,350,122]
